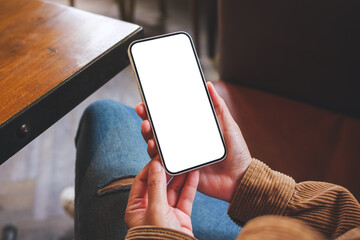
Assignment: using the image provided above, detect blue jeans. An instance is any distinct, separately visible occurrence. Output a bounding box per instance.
[75,99,241,240]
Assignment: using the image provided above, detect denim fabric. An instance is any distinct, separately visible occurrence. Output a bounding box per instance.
[75,99,241,240]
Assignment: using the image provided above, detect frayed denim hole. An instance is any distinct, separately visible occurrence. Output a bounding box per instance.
[97,175,135,196]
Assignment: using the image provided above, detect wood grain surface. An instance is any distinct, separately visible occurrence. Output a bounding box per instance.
[0,0,139,126]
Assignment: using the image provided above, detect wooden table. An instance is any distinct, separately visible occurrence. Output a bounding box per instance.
[0,0,143,164]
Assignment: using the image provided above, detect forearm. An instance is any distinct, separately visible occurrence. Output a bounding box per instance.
[285,181,360,239]
[228,159,360,239]
[228,159,296,226]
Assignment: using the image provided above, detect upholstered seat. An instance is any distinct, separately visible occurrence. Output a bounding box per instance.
[213,81,360,199]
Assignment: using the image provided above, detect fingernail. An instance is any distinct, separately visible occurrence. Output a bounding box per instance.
[149,161,162,173]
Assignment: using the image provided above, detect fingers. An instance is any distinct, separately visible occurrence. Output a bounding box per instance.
[135,102,158,157]
[147,158,168,211]
[176,170,199,216]
[136,102,153,142]
[167,173,187,207]
[140,120,157,158]
[207,82,238,131]
[207,81,230,118]
[135,102,148,120]
[147,139,158,158]
[141,120,153,142]
[127,161,151,202]
[207,82,222,110]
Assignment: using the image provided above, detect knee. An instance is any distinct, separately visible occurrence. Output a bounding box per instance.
[75,100,133,145]
[74,100,134,177]
[82,99,135,125]
[84,99,127,119]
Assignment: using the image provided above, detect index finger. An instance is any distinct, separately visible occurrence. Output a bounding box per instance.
[176,170,199,216]
[135,102,148,120]
[127,161,151,201]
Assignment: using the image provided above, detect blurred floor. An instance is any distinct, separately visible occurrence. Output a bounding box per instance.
[0,0,218,239]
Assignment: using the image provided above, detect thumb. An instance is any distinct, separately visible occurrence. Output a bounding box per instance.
[147,159,167,211]
[207,82,238,132]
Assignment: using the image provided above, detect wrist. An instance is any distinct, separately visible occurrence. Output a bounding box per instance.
[225,159,252,203]
[224,173,245,203]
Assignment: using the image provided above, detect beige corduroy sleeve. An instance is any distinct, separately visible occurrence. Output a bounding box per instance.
[125,226,197,240]
[228,159,360,240]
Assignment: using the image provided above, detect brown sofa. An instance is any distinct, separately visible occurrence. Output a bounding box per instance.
[213,0,360,200]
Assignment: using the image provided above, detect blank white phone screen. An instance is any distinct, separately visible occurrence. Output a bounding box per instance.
[130,32,226,174]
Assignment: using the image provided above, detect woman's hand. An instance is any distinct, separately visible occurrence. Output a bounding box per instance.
[135,82,252,203]
[125,157,199,237]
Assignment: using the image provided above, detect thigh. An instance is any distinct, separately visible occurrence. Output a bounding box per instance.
[75,100,150,240]
[192,192,242,240]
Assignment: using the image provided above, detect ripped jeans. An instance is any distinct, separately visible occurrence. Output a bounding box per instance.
[75,100,241,240]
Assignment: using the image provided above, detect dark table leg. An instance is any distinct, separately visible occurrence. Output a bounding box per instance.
[207,0,217,58]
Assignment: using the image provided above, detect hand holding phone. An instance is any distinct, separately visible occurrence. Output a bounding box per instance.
[129,32,226,175]
[130,32,252,202]
[135,81,252,202]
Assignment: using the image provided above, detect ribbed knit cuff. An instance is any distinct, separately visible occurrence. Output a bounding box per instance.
[125,226,197,240]
[228,159,296,226]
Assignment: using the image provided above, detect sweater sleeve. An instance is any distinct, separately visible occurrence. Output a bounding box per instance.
[125,226,197,240]
[228,159,360,239]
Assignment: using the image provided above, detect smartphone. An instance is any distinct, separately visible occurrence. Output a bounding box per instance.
[128,32,226,175]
